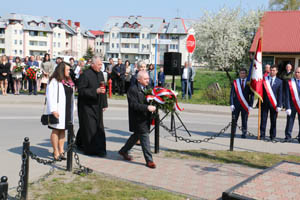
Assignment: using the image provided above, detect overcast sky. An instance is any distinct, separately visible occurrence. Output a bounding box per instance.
[0,0,268,30]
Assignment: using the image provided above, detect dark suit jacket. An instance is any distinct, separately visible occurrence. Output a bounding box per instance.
[180,67,192,81]
[230,79,254,109]
[127,83,151,133]
[285,78,300,111]
[113,64,126,79]
[262,77,283,109]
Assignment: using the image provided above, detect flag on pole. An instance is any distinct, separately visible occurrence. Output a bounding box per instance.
[248,38,263,101]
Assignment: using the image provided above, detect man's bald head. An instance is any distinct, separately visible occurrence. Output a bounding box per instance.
[137,71,149,87]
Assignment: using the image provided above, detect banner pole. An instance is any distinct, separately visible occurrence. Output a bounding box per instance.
[258,99,261,140]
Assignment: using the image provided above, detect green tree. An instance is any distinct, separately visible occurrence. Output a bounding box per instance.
[269,0,300,10]
[83,46,95,60]
[193,7,263,83]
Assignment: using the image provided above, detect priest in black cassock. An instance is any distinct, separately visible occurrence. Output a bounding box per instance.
[76,56,108,157]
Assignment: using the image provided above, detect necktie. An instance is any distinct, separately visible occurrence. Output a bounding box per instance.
[270,78,273,87]
[241,79,244,90]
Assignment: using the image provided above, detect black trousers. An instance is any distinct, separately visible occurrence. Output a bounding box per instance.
[28,79,37,95]
[120,131,153,163]
[284,109,300,139]
[260,106,278,138]
[232,106,248,136]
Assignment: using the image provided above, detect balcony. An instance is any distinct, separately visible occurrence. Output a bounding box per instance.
[120,38,139,44]
[120,48,138,54]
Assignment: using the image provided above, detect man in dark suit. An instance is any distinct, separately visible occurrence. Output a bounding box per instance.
[230,68,254,138]
[284,67,300,143]
[112,58,125,95]
[260,66,283,140]
[119,70,157,168]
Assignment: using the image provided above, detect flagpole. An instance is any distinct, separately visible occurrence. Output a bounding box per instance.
[258,17,264,140]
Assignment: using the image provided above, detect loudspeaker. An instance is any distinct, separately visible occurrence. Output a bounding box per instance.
[164,52,182,76]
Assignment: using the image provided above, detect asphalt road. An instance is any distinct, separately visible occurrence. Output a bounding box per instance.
[1,95,299,191]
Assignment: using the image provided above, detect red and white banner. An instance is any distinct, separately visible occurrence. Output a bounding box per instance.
[250,38,263,101]
[146,87,184,112]
[288,79,300,114]
[263,76,277,110]
[233,79,249,113]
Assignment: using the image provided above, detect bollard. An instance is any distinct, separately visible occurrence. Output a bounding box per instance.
[67,123,74,172]
[21,137,30,200]
[108,79,112,98]
[230,113,236,151]
[154,112,160,154]
[0,176,8,200]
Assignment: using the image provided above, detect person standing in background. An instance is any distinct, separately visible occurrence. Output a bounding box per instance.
[0,55,11,96]
[124,60,132,93]
[158,67,165,87]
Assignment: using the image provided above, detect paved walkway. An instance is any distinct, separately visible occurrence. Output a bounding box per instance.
[79,149,260,200]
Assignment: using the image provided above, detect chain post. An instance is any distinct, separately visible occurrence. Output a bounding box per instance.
[21,137,30,200]
[230,113,236,151]
[0,176,8,200]
[154,111,160,154]
[67,123,74,172]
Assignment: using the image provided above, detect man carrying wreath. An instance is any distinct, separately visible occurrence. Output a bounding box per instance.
[284,67,300,143]
[119,70,157,168]
[230,68,254,138]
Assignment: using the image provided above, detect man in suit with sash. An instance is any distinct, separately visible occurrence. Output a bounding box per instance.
[284,67,300,143]
[230,68,254,138]
[260,66,283,140]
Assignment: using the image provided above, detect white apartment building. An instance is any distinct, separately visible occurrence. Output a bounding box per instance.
[102,16,198,65]
[0,13,95,59]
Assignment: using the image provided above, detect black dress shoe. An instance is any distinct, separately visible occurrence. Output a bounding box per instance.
[284,138,292,143]
[241,134,246,139]
[260,136,265,140]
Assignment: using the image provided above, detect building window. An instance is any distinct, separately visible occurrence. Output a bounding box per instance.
[53,42,56,47]
[117,33,120,38]
[58,33,61,38]
[147,44,149,49]
[14,50,17,54]
[19,40,22,45]
[134,44,138,49]
[29,31,38,36]
[0,48,5,53]
[39,41,47,46]
[58,42,60,47]
[111,43,114,48]
[142,33,145,39]
[14,30,17,34]
[124,43,129,48]
[19,50,22,55]
[125,54,128,59]
[14,40,17,45]
[0,39,4,44]
[176,44,178,49]
[116,43,119,48]
[54,33,56,38]
[112,33,115,38]
[19,30,23,35]
[147,34,150,39]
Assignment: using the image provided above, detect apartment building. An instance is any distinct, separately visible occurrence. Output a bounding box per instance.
[90,30,105,57]
[0,13,95,59]
[102,15,198,65]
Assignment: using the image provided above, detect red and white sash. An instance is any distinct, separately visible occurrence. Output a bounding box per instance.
[233,79,249,113]
[263,76,277,110]
[288,79,300,114]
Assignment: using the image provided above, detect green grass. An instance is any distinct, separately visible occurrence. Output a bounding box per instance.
[167,70,237,105]
[30,172,187,200]
[163,149,300,169]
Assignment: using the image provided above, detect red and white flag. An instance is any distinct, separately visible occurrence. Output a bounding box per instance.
[250,38,263,101]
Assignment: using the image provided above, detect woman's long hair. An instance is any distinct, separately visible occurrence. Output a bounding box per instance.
[43,53,50,63]
[49,62,71,82]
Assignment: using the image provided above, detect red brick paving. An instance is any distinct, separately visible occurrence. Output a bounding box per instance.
[80,151,260,199]
[230,162,300,200]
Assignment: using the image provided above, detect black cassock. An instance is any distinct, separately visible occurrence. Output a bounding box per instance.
[76,68,108,156]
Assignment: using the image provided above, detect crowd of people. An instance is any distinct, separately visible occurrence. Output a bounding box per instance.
[230,63,300,142]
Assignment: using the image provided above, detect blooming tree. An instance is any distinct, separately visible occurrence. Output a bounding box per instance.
[193,7,263,82]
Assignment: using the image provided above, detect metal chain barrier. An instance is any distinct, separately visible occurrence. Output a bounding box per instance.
[73,147,93,175]
[15,150,27,199]
[236,124,300,143]
[160,121,232,143]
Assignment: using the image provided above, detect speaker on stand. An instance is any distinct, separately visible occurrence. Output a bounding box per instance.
[164,52,182,90]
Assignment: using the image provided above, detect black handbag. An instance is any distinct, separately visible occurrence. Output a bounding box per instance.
[41,84,59,125]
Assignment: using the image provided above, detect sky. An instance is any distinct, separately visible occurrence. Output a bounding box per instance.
[0,0,269,30]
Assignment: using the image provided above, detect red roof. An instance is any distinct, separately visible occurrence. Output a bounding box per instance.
[250,11,300,53]
[89,30,104,36]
